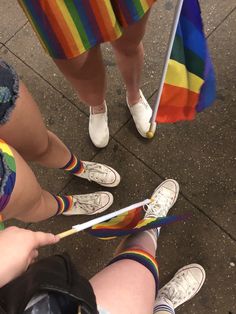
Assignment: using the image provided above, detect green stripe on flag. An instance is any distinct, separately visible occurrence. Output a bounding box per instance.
[171,35,205,79]
[0,222,5,230]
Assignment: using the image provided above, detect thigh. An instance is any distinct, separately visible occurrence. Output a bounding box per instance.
[0,78,49,161]
[90,260,155,314]
[111,8,151,51]
[1,145,43,222]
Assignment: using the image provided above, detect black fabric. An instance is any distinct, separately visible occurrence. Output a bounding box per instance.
[0,253,98,314]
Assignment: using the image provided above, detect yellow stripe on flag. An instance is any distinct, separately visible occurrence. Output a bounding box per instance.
[165,59,204,94]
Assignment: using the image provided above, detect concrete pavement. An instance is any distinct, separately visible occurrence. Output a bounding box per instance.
[0,0,235,313]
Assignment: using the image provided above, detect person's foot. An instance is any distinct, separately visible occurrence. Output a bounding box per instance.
[127,90,152,138]
[62,192,113,216]
[144,179,179,219]
[89,102,109,148]
[77,161,121,187]
[156,264,206,310]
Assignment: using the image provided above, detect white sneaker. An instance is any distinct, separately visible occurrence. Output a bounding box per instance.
[89,102,109,148]
[77,161,121,187]
[127,90,152,138]
[62,192,113,216]
[157,264,206,309]
[144,179,179,219]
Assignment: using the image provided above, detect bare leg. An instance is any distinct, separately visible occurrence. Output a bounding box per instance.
[1,146,58,222]
[54,46,106,110]
[111,11,151,105]
[0,81,71,168]
[90,231,157,314]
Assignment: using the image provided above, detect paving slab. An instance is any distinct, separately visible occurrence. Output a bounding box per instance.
[0,47,98,193]
[28,140,236,314]
[115,10,236,238]
[0,0,27,44]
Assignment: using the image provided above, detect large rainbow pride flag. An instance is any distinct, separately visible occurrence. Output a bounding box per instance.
[156,0,216,123]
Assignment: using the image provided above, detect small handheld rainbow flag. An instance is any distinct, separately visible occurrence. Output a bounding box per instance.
[88,206,186,239]
[57,199,188,239]
[147,0,216,137]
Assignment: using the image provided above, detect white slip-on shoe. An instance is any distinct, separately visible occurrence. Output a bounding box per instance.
[62,191,113,216]
[127,90,152,138]
[89,102,109,148]
[76,161,121,187]
[156,264,206,309]
[144,179,179,220]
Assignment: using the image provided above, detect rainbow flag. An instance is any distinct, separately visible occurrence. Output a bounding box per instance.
[156,0,216,123]
[88,206,187,239]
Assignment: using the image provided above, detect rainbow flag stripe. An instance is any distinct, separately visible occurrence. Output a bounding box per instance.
[88,206,187,239]
[18,0,156,59]
[0,139,16,213]
[156,0,216,123]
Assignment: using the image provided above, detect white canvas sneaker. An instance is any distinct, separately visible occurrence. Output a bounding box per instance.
[62,191,113,216]
[127,90,152,138]
[157,264,206,309]
[77,161,120,187]
[89,102,109,148]
[144,179,179,220]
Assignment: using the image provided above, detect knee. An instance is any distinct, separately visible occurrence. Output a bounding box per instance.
[113,41,143,58]
[31,135,50,161]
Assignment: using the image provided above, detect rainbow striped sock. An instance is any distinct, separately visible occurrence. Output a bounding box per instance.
[109,248,159,296]
[52,195,73,215]
[60,153,84,175]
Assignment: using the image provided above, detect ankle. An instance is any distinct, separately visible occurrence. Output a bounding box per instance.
[91,102,106,114]
[126,90,141,106]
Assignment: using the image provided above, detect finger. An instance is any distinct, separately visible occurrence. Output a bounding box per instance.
[33,232,60,248]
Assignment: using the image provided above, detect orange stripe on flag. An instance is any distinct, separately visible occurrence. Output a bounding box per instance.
[157,84,199,123]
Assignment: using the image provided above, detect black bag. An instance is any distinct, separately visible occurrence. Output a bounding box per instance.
[0,253,98,314]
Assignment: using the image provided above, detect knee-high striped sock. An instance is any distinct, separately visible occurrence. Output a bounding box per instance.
[154,297,175,314]
[60,152,84,175]
[52,195,73,215]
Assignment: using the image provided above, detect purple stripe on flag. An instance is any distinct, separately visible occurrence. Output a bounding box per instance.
[181,0,203,32]
[197,53,216,112]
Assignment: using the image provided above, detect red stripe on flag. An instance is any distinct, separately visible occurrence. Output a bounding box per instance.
[156,84,200,123]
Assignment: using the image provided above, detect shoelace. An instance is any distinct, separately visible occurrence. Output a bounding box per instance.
[160,271,196,305]
[84,163,109,183]
[73,194,101,213]
[144,190,174,218]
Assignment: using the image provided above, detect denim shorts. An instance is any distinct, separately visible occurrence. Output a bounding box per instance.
[0,59,19,125]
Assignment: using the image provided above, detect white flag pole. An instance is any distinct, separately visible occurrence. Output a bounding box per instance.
[147,0,184,138]
[57,199,151,239]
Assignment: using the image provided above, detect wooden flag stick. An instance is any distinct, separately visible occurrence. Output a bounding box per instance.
[147,0,184,139]
[57,199,151,239]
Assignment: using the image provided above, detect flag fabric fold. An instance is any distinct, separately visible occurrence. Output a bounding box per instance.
[87,206,188,239]
[156,0,216,123]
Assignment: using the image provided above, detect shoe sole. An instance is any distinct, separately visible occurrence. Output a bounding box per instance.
[173,264,206,308]
[151,179,179,208]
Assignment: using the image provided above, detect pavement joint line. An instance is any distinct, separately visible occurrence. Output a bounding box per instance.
[112,137,236,242]
[0,45,90,118]
[3,21,29,46]
[206,6,236,39]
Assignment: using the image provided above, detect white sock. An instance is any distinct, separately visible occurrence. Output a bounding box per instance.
[154,297,175,314]
[144,229,158,250]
